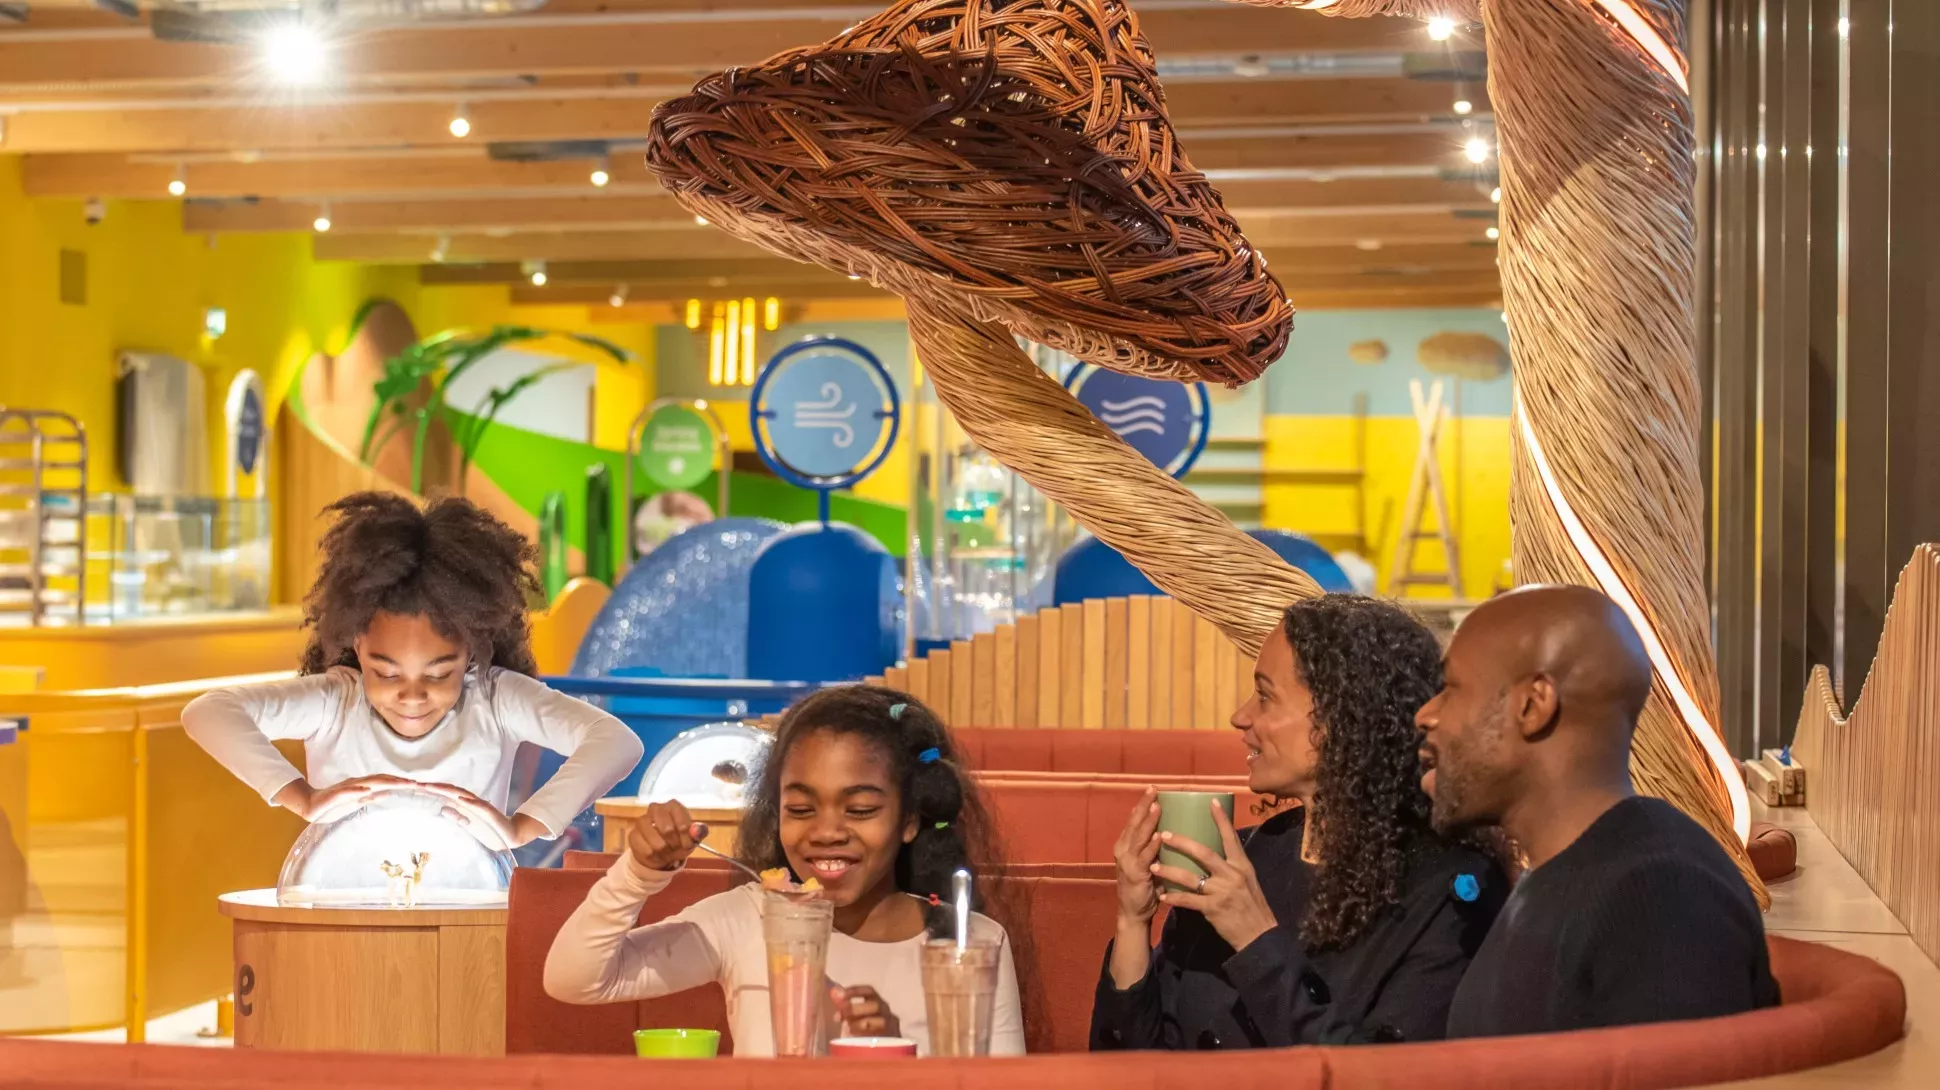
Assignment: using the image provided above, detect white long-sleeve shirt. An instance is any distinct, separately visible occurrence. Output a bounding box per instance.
[181,665,643,837]
[544,854,1028,1056]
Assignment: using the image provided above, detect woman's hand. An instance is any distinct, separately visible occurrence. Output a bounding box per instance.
[1112,788,1163,926]
[419,781,544,850]
[1153,799,1279,953]
[1107,788,1164,990]
[831,984,901,1039]
[626,800,698,872]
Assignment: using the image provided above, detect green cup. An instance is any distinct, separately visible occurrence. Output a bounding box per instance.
[634,1028,721,1058]
[1156,791,1236,893]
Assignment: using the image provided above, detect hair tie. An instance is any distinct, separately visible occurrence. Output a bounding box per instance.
[933,820,950,831]
[917,747,941,764]
[927,893,942,907]
[889,703,907,721]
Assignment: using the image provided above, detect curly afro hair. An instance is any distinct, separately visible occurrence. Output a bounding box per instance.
[1284,594,1447,950]
[298,492,541,677]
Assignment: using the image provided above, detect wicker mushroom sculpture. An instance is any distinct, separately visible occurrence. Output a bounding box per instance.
[645,0,1322,656]
[1228,0,1758,900]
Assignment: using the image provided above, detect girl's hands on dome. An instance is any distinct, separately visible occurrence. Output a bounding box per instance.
[421,781,545,849]
[275,774,419,823]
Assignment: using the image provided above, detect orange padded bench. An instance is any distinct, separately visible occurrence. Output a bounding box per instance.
[953,728,1248,776]
[0,932,1904,1089]
[506,862,1119,1056]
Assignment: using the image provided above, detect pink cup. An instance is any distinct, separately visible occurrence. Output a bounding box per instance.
[829,1037,919,1058]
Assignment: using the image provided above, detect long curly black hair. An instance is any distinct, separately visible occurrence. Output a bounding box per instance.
[1285,595,1447,950]
[298,492,541,677]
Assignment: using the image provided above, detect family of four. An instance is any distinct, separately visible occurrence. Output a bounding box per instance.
[185,494,1779,1056]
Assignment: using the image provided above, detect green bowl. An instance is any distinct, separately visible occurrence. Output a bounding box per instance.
[634,1028,721,1058]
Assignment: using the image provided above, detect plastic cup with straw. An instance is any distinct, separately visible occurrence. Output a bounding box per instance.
[920,867,1000,1056]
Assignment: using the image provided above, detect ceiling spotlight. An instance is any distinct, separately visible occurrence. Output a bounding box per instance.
[1453,98,1474,116]
[262,21,327,86]
[1464,137,1492,164]
[168,166,186,197]
[312,202,332,233]
[449,104,471,139]
[1485,225,1501,240]
[608,283,629,308]
[430,234,450,262]
[1490,185,1502,203]
[1426,16,1456,41]
[528,260,548,287]
[590,157,611,188]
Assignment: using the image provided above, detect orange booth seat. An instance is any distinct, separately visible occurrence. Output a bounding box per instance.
[506,860,1121,1056]
[0,918,1904,1090]
[952,728,1249,776]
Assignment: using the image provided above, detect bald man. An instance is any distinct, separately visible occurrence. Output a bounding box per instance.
[1417,585,1778,1038]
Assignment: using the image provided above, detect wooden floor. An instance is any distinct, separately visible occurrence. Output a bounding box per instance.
[1712,802,1939,1088]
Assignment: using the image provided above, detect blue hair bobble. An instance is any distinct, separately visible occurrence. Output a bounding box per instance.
[1452,873,1481,903]
[918,747,942,765]
[889,703,908,720]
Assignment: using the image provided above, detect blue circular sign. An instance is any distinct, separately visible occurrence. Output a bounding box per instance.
[1064,365,1211,479]
[751,338,899,492]
[235,386,264,474]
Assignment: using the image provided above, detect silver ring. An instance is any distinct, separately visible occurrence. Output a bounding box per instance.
[1195,875,1209,895]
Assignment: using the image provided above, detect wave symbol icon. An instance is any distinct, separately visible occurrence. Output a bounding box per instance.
[1098,395,1169,438]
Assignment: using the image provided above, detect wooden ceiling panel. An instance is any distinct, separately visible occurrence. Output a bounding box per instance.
[0,6,1440,92]
[0,78,1480,154]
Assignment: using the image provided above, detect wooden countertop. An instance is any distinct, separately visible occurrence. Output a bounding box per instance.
[218,888,508,927]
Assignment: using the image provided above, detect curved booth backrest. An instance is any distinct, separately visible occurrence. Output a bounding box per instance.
[0,928,1906,1088]
[570,517,787,679]
[746,522,901,684]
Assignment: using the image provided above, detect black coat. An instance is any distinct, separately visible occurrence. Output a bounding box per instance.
[1090,807,1505,1049]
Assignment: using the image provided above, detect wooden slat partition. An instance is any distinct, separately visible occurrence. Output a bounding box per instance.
[1792,544,1940,963]
[886,596,1256,731]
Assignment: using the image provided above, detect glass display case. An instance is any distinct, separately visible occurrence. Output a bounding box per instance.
[275,788,515,908]
[84,494,272,623]
[636,721,773,810]
[905,340,1072,649]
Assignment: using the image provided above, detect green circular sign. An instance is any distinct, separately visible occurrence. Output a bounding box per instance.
[637,404,716,491]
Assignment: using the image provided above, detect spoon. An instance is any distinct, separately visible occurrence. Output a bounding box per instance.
[686,821,764,882]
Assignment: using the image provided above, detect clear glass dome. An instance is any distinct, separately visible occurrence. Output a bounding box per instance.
[636,721,772,809]
[275,788,514,908]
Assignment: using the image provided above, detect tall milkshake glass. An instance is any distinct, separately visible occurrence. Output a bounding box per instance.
[761,893,833,1057]
[920,933,1001,1057]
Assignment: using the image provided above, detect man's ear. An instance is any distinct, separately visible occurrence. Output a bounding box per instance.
[1513,674,1561,742]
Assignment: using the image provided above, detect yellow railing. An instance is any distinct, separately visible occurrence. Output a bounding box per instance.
[1,680,305,1039]
[0,583,611,1038]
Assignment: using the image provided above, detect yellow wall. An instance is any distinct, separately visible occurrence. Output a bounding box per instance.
[0,158,415,499]
[1265,413,1511,599]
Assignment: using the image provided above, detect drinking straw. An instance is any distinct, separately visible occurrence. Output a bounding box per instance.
[952,869,971,952]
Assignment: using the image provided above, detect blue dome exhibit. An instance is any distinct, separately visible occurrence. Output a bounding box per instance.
[746,521,902,684]
[571,516,788,679]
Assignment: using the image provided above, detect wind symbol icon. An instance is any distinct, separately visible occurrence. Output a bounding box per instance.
[792,382,857,448]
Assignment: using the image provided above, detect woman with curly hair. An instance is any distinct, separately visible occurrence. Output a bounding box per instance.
[183,492,642,850]
[1092,595,1505,1049]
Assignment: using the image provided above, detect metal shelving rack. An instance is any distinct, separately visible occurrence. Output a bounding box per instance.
[0,408,89,627]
